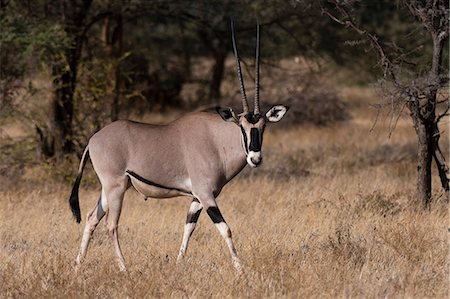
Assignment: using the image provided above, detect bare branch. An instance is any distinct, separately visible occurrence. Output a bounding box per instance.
[436,100,450,123]
[81,11,113,38]
[432,123,450,192]
[433,148,450,192]
[388,102,407,138]
[405,0,435,34]
[405,0,449,41]
[321,1,399,84]
[368,104,381,132]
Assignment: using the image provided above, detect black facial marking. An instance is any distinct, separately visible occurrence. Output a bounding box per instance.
[221,109,233,119]
[249,128,261,152]
[240,125,249,154]
[261,124,266,145]
[96,196,105,219]
[126,170,190,194]
[244,113,262,124]
[207,206,225,223]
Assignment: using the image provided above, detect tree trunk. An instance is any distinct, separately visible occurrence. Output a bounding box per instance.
[49,31,85,158]
[111,14,123,121]
[209,51,226,104]
[409,96,436,208]
[50,62,76,157]
[197,28,227,105]
[415,118,433,207]
[102,14,123,122]
[43,0,93,159]
[408,29,448,207]
[181,41,192,79]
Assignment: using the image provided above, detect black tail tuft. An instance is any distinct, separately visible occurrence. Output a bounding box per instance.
[69,146,89,223]
[69,175,82,223]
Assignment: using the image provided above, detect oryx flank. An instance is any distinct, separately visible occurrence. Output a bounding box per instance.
[69,21,288,272]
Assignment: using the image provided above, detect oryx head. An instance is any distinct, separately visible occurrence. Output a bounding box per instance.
[217,21,289,168]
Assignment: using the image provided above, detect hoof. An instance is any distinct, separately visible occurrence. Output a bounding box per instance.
[176,252,184,264]
[232,258,242,273]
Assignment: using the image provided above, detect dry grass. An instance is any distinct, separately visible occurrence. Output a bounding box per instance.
[0,87,448,298]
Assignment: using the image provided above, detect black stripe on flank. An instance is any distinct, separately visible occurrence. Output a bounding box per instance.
[126,170,190,194]
[206,206,225,224]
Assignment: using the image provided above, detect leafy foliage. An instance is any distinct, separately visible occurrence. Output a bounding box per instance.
[0,8,68,119]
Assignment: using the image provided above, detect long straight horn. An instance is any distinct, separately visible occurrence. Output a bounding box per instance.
[231,20,249,113]
[254,21,261,115]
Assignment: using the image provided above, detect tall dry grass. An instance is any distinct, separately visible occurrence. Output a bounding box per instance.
[0,87,448,298]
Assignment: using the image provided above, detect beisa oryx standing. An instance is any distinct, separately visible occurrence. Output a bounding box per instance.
[69,21,289,272]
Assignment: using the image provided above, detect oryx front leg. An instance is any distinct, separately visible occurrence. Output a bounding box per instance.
[202,198,241,272]
[177,198,203,262]
[76,192,107,266]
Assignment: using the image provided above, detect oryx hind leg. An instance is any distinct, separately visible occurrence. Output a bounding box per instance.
[177,198,203,262]
[198,195,241,272]
[103,178,128,271]
[76,190,107,266]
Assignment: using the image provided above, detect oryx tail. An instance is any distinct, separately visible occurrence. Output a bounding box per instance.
[69,146,90,223]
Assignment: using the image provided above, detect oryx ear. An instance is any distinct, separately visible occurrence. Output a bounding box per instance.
[216,107,239,123]
[265,105,289,122]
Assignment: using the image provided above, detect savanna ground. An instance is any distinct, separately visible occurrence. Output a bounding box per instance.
[0,73,449,297]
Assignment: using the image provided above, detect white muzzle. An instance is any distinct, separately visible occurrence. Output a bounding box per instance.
[247,151,262,167]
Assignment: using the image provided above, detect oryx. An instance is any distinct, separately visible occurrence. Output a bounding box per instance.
[69,21,288,272]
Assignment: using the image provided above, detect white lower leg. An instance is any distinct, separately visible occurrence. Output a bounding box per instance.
[177,223,196,262]
[76,196,106,265]
[177,199,202,262]
[111,227,126,271]
[77,223,95,264]
[215,222,241,271]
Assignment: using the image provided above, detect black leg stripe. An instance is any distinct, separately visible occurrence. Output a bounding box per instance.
[207,206,225,224]
[186,209,202,223]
